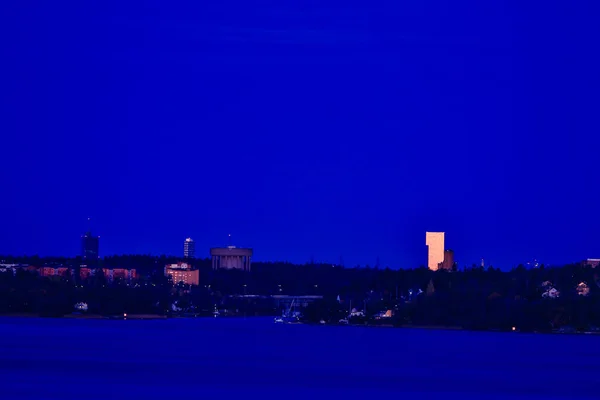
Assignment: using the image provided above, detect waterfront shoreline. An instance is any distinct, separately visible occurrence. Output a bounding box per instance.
[3,314,598,335]
[0,313,167,320]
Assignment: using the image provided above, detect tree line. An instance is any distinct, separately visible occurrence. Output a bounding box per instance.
[1,255,599,331]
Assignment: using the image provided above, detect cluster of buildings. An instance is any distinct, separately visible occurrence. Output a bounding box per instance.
[425,232,454,271]
[185,237,254,271]
[80,267,137,281]
[165,239,254,286]
[0,233,252,287]
[2,227,597,287]
[0,263,137,282]
[73,221,600,275]
[164,238,254,285]
[79,234,254,286]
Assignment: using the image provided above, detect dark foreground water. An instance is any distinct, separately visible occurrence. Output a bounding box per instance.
[0,317,598,399]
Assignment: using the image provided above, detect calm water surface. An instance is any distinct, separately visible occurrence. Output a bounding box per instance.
[0,317,598,399]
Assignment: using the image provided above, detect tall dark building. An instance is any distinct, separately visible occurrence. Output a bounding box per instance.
[184,237,195,259]
[440,249,455,271]
[81,232,100,262]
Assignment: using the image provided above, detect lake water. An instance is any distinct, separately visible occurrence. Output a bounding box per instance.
[0,317,598,399]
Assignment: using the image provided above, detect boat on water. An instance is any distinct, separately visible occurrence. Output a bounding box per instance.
[274,299,303,324]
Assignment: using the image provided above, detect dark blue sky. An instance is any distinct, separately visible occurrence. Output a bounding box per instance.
[2,2,599,268]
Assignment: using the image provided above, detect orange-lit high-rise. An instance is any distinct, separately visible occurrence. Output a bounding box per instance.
[426,232,445,271]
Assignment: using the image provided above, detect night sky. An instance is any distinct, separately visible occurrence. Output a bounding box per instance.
[2,2,599,268]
